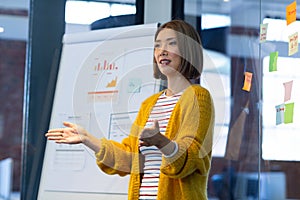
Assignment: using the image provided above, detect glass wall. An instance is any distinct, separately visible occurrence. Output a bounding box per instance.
[183,0,300,199]
[21,0,300,199]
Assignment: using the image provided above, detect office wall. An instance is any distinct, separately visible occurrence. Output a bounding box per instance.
[0,39,26,191]
[2,0,300,199]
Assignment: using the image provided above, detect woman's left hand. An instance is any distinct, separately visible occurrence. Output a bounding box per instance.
[139,120,172,149]
[139,120,162,147]
[139,120,176,156]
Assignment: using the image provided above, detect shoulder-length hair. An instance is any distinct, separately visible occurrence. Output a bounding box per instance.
[153,20,204,80]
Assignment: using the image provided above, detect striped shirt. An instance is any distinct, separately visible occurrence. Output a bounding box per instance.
[139,91,182,200]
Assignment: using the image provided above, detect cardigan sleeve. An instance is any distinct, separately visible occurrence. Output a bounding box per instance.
[95,92,162,176]
[160,86,215,179]
[95,124,140,176]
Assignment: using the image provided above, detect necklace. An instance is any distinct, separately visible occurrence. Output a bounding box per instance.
[166,87,186,96]
[166,88,175,96]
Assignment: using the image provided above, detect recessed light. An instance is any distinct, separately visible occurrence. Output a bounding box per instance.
[0,27,4,33]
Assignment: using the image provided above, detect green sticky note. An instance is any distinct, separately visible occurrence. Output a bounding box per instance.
[284,102,294,124]
[269,51,278,72]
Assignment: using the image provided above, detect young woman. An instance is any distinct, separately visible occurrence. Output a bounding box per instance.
[46,19,215,200]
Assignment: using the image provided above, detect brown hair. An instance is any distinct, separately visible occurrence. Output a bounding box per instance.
[153,20,203,80]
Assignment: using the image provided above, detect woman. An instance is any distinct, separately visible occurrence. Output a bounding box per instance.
[46,19,215,200]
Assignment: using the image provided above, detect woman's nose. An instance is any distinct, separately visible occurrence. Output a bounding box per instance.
[158,45,168,56]
[160,50,168,56]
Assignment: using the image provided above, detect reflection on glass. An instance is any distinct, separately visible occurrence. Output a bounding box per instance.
[262,56,300,161]
[65,0,136,25]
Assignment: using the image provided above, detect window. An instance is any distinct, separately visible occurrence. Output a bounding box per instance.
[65,0,136,25]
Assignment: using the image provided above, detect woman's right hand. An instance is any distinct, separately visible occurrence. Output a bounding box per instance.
[45,121,87,144]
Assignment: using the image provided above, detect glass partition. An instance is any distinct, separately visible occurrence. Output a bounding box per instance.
[183,0,300,199]
[20,0,300,199]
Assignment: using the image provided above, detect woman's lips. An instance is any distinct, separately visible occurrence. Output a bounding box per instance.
[159,59,171,65]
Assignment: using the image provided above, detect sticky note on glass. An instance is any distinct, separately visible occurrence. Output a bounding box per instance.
[260,23,268,43]
[286,1,297,25]
[275,104,285,125]
[269,51,278,72]
[284,102,294,124]
[242,72,252,92]
[288,32,298,56]
[283,80,293,102]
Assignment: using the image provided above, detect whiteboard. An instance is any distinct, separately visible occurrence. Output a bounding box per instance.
[38,23,159,200]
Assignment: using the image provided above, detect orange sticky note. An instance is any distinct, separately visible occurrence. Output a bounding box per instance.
[242,72,253,92]
[286,1,297,25]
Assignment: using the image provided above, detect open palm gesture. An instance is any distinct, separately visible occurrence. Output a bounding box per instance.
[45,121,87,144]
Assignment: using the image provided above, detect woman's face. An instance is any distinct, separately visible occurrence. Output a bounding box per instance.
[154,28,181,78]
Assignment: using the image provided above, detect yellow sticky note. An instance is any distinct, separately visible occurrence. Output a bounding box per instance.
[286,1,297,25]
[242,72,252,92]
[288,32,298,56]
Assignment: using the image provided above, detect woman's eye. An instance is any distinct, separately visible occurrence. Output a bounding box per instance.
[154,43,160,48]
[169,41,177,46]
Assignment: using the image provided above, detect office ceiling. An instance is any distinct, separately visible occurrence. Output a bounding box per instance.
[0,0,294,17]
[0,0,293,13]
[0,0,296,40]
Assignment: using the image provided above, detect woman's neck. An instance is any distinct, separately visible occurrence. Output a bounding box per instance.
[166,76,191,96]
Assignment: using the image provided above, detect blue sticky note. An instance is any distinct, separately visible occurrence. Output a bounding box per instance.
[275,104,285,125]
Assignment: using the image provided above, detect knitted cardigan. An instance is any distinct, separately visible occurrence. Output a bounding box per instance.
[95,84,215,200]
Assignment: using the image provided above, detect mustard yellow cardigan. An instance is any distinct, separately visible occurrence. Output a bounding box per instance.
[95,85,215,200]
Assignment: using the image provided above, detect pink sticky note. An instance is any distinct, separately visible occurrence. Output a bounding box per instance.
[283,80,293,102]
